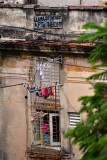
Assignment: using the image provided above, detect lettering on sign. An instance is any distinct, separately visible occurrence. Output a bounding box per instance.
[34,15,63,29]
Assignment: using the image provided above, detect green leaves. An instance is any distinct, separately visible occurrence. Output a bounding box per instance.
[65,83,107,159]
[83,22,106,31]
[77,33,95,43]
[87,71,107,80]
[77,21,107,66]
[65,20,107,159]
[77,21,107,43]
[88,42,107,64]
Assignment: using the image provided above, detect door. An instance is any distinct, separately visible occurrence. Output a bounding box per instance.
[49,113,60,146]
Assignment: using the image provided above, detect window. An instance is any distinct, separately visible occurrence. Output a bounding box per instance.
[68,112,80,128]
[49,113,60,146]
[32,111,60,146]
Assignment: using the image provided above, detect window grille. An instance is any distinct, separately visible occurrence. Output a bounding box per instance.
[68,112,80,127]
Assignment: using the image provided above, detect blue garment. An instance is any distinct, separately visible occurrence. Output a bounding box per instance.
[43,133,49,142]
[27,87,35,93]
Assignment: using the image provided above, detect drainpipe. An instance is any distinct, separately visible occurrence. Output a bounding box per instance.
[80,0,82,5]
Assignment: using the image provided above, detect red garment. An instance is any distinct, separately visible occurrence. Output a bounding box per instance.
[49,87,54,96]
[41,87,54,99]
[41,123,49,134]
[42,88,48,96]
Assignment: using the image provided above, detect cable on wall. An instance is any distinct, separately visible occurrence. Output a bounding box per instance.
[0,83,25,88]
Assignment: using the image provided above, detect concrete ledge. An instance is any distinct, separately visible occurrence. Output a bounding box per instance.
[68,5,107,11]
[0,3,39,8]
[0,4,107,11]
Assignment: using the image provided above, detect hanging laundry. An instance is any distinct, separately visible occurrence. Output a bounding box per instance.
[35,87,54,99]
[42,87,49,99]
[41,122,49,142]
[31,117,34,122]
[42,88,48,96]
[48,87,54,96]
[41,123,49,134]
[31,112,42,121]
[27,87,35,93]
[36,88,42,97]
[42,113,48,117]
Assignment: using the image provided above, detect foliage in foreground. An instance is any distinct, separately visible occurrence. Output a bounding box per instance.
[65,21,107,160]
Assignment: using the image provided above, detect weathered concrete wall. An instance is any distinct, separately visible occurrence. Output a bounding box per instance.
[0,7,107,41]
[63,10,106,32]
[60,57,95,160]
[0,5,106,160]
[0,55,31,160]
[38,0,80,7]
[38,0,102,7]
[1,0,105,6]
[0,8,26,28]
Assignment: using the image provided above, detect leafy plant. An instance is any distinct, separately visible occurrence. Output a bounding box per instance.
[65,21,107,160]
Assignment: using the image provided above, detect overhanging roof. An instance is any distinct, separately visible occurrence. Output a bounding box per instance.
[0,40,95,56]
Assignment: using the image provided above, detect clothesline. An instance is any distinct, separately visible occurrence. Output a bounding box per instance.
[27,83,63,93]
[27,83,62,100]
[0,82,62,89]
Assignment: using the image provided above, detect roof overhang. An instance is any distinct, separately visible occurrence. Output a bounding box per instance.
[0,40,95,57]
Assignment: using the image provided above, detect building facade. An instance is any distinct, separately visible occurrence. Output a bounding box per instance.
[0,4,106,160]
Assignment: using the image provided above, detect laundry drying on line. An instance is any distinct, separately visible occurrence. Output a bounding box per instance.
[27,86,54,99]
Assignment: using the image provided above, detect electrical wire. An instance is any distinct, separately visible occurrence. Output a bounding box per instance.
[0,25,76,37]
[0,83,25,88]
[49,60,106,71]
[0,53,105,71]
